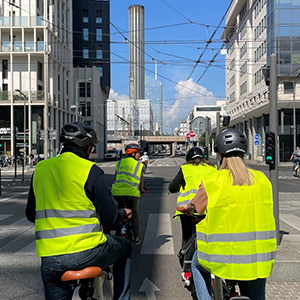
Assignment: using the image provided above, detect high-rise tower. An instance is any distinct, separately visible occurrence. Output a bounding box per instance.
[129,5,145,100]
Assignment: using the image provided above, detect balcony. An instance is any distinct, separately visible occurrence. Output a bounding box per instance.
[0,91,10,101]
[37,41,45,51]
[13,16,29,26]
[1,42,11,52]
[30,16,44,26]
[0,17,10,26]
[31,91,44,101]
[24,41,34,52]
[13,41,23,52]
[13,91,28,101]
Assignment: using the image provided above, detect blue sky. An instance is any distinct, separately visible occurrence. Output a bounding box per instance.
[110,0,231,133]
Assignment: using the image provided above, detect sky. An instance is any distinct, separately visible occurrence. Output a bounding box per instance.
[109,0,231,133]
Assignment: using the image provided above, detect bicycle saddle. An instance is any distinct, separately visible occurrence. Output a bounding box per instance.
[61,266,102,282]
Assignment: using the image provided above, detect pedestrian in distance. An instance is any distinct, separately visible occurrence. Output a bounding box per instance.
[168,147,217,291]
[25,122,132,300]
[111,143,145,245]
[289,146,300,173]
[179,128,277,300]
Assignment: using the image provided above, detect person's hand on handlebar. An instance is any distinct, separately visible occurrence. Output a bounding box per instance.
[177,203,196,215]
[123,208,132,221]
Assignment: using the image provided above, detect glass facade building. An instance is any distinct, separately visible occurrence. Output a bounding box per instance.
[145,75,163,134]
[267,0,300,75]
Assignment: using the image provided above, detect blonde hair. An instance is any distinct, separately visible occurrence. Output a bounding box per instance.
[220,156,254,186]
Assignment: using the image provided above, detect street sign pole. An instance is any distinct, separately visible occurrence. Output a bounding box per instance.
[269,53,280,245]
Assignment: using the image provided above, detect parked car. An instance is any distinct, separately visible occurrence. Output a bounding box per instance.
[104,149,122,161]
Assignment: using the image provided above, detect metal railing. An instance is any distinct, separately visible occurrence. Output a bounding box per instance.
[31,91,44,101]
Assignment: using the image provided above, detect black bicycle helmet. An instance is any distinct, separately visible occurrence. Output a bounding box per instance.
[60,122,98,148]
[125,143,142,155]
[186,147,204,161]
[214,128,247,156]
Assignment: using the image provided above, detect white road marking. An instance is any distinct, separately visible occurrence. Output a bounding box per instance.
[280,214,300,232]
[0,191,28,202]
[16,240,36,255]
[0,214,13,221]
[141,213,174,255]
[139,278,160,300]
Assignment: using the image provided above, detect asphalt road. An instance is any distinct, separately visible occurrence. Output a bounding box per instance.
[0,157,300,299]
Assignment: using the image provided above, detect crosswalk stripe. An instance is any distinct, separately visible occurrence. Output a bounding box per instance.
[0,214,13,221]
[16,240,36,255]
[280,214,300,232]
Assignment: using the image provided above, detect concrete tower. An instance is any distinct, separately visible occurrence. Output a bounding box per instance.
[129,5,145,100]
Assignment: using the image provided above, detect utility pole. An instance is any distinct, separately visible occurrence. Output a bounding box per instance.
[269,53,280,245]
[216,112,220,169]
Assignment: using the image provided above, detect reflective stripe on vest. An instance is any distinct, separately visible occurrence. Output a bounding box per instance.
[196,169,277,280]
[33,152,107,257]
[111,157,143,197]
[175,164,217,215]
[197,250,276,264]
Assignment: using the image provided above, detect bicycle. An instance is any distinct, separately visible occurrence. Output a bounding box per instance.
[293,160,300,177]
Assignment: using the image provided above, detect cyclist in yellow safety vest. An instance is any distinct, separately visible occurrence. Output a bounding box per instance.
[111,143,144,245]
[25,122,132,300]
[178,128,277,300]
[169,147,217,291]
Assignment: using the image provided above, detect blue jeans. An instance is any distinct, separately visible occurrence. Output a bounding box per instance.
[41,234,131,300]
[191,252,267,300]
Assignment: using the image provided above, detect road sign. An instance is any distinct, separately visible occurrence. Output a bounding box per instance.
[190,131,196,138]
[254,140,260,146]
[186,133,190,139]
[254,134,260,140]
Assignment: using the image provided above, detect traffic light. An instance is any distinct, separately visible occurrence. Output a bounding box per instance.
[204,146,209,159]
[265,132,275,169]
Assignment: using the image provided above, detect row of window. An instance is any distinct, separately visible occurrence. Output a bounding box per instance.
[230,75,235,87]
[239,21,247,40]
[254,16,266,40]
[240,81,248,96]
[83,17,102,24]
[240,61,247,76]
[240,43,247,58]
[83,49,103,59]
[83,28,102,41]
[254,40,267,62]
[254,0,266,19]
[254,68,264,84]
[229,91,235,103]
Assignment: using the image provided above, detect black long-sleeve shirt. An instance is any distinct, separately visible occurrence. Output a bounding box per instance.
[25,146,126,226]
[168,167,186,193]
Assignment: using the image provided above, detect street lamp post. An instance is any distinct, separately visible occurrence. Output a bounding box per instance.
[15,89,27,181]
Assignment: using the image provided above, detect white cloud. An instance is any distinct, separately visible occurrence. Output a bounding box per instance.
[164,78,218,133]
[109,89,128,100]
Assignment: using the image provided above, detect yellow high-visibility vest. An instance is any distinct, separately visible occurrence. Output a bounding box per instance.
[33,152,107,257]
[196,169,276,280]
[176,163,217,217]
[111,157,144,197]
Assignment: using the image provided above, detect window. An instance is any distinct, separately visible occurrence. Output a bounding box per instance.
[38,61,43,81]
[96,17,102,24]
[96,49,103,59]
[97,66,103,76]
[2,83,8,91]
[87,82,91,97]
[83,17,88,23]
[66,80,68,95]
[58,75,60,91]
[2,60,8,79]
[284,81,294,93]
[83,49,89,59]
[96,29,102,41]
[83,28,89,41]
[240,81,247,95]
[79,82,85,97]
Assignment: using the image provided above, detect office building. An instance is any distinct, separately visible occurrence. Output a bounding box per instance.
[145,74,163,134]
[0,0,74,159]
[222,0,300,161]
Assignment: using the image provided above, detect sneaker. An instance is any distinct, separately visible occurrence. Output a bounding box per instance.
[181,272,191,287]
[134,237,142,245]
